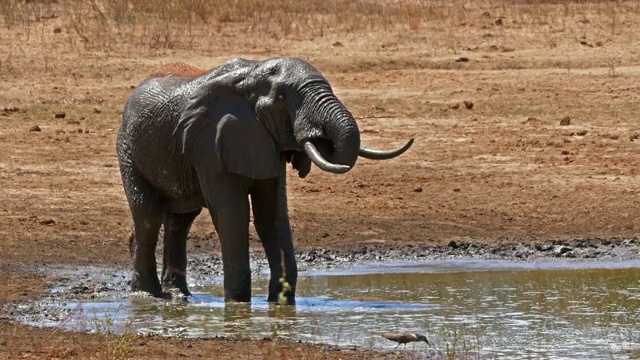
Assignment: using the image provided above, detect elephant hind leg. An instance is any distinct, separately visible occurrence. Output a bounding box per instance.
[162,209,202,296]
[124,172,165,297]
[130,212,164,297]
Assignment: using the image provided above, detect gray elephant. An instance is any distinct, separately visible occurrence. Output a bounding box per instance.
[116,57,413,303]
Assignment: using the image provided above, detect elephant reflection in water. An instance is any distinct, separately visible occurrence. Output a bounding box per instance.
[117,57,414,304]
[126,297,297,338]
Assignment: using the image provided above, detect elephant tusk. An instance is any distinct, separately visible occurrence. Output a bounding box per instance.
[358,138,414,160]
[303,141,351,174]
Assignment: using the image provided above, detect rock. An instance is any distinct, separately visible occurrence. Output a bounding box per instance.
[29,125,41,132]
[535,243,554,252]
[553,245,573,256]
[463,100,474,109]
[559,116,571,126]
[53,27,62,34]
[448,240,458,249]
[622,238,636,246]
[70,285,90,294]
[514,244,531,258]
[54,112,66,119]
[630,133,639,141]
[561,150,570,155]
[583,251,599,258]
[576,130,588,136]
[455,57,469,62]
[453,188,461,192]
[40,218,56,225]
[449,103,460,110]
[495,18,503,26]
[332,41,344,47]
[413,187,423,193]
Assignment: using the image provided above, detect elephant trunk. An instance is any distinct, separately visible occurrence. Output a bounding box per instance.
[296,82,360,174]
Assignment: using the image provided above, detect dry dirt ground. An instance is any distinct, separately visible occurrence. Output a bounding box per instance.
[1,1,640,359]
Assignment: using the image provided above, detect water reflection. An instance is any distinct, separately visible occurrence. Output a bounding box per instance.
[45,259,640,359]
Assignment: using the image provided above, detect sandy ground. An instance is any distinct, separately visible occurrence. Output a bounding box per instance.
[1,1,639,358]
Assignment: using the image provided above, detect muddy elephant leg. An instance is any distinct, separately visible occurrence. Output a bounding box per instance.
[198,173,252,302]
[162,209,202,296]
[126,175,165,297]
[251,164,297,304]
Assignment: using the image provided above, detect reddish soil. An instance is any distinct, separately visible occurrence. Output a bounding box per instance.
[1,1,639,358]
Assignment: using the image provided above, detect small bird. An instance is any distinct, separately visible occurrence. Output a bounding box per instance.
[381,331,431,349]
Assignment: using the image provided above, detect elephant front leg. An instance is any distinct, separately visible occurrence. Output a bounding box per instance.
[251,175,298,305]
[200,173,252,302]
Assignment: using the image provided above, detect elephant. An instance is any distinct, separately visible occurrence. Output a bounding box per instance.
[116,57,413,304]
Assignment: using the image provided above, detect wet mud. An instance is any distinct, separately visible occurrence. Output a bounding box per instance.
[3,237,639,323]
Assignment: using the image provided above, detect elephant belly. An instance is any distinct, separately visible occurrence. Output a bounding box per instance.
[143,162,204,214]
[165,195,204,214]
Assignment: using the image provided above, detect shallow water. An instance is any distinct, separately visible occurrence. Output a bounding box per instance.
[34,259,640,359]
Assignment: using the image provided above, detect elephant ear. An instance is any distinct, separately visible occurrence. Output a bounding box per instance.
[174,69,280,179]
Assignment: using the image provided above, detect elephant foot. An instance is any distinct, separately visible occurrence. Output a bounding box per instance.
[162,273,192,297]
[130,272,165,298]
[224,289,251,303]
[267,292,296,305]
[267,277,296,305]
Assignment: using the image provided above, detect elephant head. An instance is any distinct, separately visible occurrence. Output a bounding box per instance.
[174,57,413,178]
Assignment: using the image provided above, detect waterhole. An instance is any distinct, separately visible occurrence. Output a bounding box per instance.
[30,259,640,359]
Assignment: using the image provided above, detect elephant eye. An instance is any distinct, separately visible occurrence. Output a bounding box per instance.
[277,93,286,101]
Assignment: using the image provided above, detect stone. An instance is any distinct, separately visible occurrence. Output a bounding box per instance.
[553,245,573,256]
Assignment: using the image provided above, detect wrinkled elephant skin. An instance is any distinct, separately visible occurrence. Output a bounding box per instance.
[116,57,413,303]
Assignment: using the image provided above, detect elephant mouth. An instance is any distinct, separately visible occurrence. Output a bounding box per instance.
[303,138,335,158]
[301,138,351,174]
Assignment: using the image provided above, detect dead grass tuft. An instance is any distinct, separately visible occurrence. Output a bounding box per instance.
[0,0,635,52]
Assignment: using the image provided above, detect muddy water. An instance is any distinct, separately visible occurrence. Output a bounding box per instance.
[35,259,640,359]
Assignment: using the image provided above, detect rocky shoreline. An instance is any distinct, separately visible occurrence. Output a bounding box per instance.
[9,238,640,301]
[2,237,639,329]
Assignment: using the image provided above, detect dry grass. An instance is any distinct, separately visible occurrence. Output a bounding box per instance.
[1,0,639,53]
[0,0,638,83]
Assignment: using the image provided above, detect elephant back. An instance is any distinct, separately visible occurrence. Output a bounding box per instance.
[146,63,207,81]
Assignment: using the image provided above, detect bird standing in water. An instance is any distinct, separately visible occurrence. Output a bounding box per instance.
[381,332,431,349]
